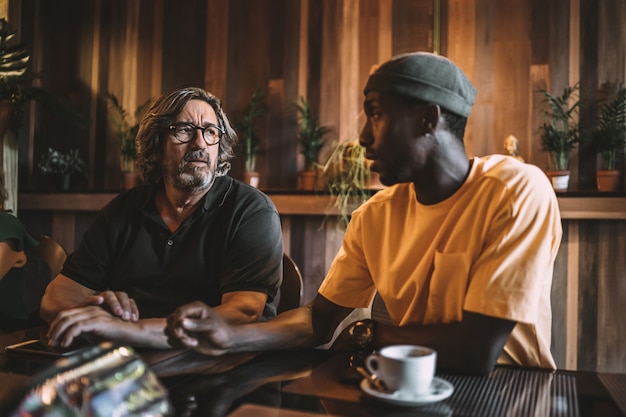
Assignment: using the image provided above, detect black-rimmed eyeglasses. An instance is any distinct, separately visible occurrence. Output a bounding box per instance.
[168,122,224,145]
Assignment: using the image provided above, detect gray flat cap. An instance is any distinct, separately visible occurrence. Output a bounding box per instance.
[364,52,476,117]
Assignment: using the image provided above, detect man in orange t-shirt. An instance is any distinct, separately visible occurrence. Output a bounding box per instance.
[165,52,561,375]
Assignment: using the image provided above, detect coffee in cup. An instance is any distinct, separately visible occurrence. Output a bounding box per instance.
[365,344,436,396]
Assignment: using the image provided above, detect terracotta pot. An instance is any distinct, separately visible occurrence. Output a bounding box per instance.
[545,170,570,191]
[596,170,620,192]
[298,171,317,191]
[243,171,260,188]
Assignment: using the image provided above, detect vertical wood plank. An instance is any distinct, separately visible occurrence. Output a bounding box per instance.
[319,0,341,147]
[577,0,597,190]
[577,221,599,371]
[378,0,392,62]
[87,0,101,189]
[271,0,301,188]
[596,221,626,371]
[567,0,581,189]
[205,0,229,99]
[339,0,360,143]
[550,219,568,368]
[298,0,309,98]
[122,1,139,116]
[392,0,433,54]
[446,0,477,156]
[493,0,531,159]
[468,0,493,158]
[529,65,551,169]
[150,0,164,98]
[565,221,579,370]
[597,0,625,184]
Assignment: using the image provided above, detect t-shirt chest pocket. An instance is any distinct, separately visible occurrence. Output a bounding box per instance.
[424,251,471,324]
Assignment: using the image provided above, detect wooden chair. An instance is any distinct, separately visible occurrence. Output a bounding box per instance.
[276,254,304,314]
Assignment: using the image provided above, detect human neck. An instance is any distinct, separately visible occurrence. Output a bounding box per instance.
[413,137,471,205]
[156,185,208,232]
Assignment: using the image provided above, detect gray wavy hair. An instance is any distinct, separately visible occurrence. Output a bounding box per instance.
[135,87,238,185]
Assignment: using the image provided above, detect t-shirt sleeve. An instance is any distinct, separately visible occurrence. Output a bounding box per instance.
[60,204,115,292]
[0,212,39,252]
[463,169,562,324]
[218,199,283,301]
[318,208,376,308]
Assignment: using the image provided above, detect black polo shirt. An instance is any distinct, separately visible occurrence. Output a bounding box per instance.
[61,176,283,319]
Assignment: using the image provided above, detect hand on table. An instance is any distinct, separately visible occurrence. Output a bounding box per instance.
[165,301,234,356]
[81,290,139,322]
[47,305,135,348]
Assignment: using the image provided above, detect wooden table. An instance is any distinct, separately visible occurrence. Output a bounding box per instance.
[1,329,624,417]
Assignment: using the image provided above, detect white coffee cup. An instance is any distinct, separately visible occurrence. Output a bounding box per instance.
[365,344,436,396]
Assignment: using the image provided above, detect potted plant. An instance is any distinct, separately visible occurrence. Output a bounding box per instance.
[590,82,626,191]
[235,89,267,188]
[38,147,85,191]
[538,83,581,191]
[107,92,151,189]
[294,96,330,190]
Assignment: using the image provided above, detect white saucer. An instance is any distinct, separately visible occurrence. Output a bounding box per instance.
[360,376,454,407]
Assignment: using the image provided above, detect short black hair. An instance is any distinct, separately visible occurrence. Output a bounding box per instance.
[440,108,468,141]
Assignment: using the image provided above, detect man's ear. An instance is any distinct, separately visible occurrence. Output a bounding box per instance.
[422,104,441,132]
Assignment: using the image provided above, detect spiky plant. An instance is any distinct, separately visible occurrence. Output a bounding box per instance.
[294,97,330,171]
[592,82,626,170]
[107,92,152,172]
[236,89,267,172]
[539,83,580,171]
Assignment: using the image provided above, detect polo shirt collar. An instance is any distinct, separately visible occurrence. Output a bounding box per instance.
[142,175,234,215]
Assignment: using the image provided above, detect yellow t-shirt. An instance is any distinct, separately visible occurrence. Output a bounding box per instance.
[319,155,561,369]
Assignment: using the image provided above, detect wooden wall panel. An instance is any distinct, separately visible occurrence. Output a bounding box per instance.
[551,222,568,369]
[392,0,433,55]
[493,0,531,160]
[578,0,599,190]
[595,221,626,372]
[577,221,599,371]
[270,0,301,188]
[446,0,477,156]
[469,0,494,158]
[338,0,360,145]
[13,0,626,192]
[318,0,342,158]
[597,0,626,188]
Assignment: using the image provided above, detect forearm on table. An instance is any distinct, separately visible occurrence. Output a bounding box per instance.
[228,305,320,352]
[118,318,171,348]
[375,312,515,375]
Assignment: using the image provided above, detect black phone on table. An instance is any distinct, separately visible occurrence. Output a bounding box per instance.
[5,339,86,364]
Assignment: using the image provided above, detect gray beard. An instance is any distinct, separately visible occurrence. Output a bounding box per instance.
[172,165,214,192]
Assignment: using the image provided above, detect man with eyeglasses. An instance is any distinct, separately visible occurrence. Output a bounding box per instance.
[41,87,283,349]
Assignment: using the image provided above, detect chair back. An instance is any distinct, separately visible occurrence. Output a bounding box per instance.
[277,254,304,314]
[30,234,67,278]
